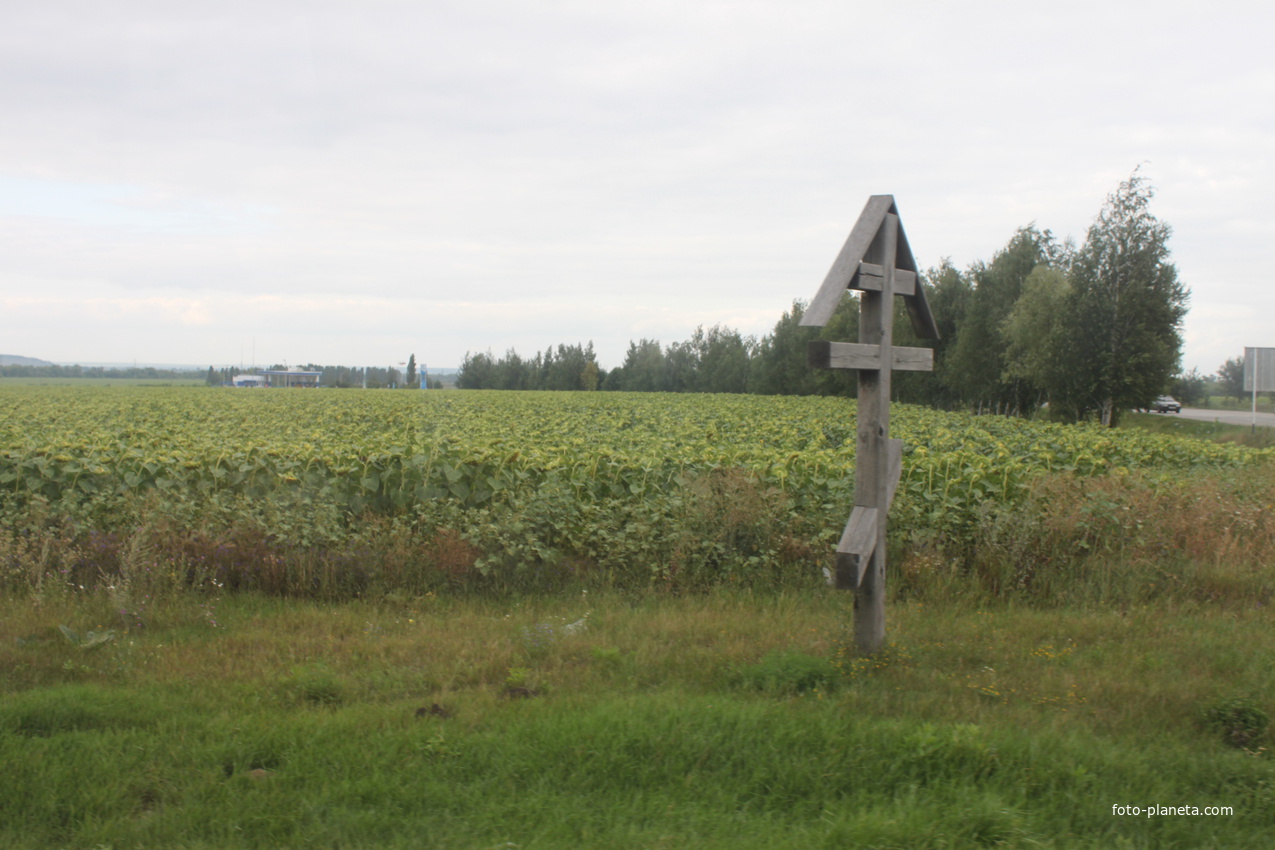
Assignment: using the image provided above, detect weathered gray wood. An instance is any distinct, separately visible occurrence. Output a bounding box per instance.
[802,196,895,327]
[891,269,916,297]
[886,437,903,508]
[851,213,897,655]
[852,263,883,292]
[890,346,932,371]
[834,506,877,589]
[802,195,937,657]
[808,341,879,370]
[801,196,937,337]
[808,341,933,372]
[903,282,939,339]
[852,263,916,296]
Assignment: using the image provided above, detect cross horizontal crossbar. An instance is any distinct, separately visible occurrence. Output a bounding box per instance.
[852,262,916,296]
[807,341,934,372]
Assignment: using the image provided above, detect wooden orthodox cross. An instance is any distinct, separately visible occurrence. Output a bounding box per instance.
[800,196,939,655]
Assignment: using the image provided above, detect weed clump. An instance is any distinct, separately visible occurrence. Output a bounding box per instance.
[1201,696,1270,749]
[736,650,839,694]
[282,664,346,706]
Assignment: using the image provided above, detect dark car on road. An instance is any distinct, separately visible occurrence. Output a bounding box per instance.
[1151,395,1182,413]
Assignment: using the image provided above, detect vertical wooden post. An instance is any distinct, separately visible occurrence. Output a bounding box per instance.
[852,214,897,654]
[799,196,939,657]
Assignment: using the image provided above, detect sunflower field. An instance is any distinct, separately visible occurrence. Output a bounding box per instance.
[1,385,1268,595]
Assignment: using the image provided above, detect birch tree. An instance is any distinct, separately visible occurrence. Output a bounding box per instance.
[1060,171,1188,426]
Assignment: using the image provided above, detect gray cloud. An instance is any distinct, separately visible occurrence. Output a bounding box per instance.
[2,0,1272,371]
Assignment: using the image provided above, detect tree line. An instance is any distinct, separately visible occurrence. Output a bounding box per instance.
[457,172,1193,426]
[0,361,446,389]
[205,360,444,389]
[455,300,943,399]
[457,343,602,391]
[0,363,200,380]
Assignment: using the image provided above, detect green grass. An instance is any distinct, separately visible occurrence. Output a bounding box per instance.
[2,590,1271,848]
[1122,412,1275,448]
[1204,395,1275,413]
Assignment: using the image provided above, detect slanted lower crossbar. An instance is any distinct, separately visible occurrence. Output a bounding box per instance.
[832,438,903,589]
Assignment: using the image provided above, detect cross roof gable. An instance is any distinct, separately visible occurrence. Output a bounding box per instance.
[799,195,939,340]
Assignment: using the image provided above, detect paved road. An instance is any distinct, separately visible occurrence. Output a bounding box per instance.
[1165,407,1275,428]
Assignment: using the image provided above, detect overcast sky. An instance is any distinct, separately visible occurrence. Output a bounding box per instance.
[2,0,1271,374]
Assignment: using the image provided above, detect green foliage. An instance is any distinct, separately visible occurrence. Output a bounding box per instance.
[405,353,418,389]
[1002,265,1070,397]
[1202,697,1270,749]
[282,663,347,706]
[736,650,839,693]
[459,341,602,391]
[749,300,822,396]
[1219,355,1247,402]
[1172,367,1210,406]
[891,264,963,407]
[943,225,1064,413]
[0,683,174,737]
[3,386,1273,599]
[0,363,202,381]
[590,646,623,667]
[1053,170,1189,425]
[504,666,532,688]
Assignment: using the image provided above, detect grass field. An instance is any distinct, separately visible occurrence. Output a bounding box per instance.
[1122,412,1275,448]
[2,589,1271,848]
[1203,395,1275,413]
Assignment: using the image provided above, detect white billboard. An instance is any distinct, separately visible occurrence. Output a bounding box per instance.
[1244,347,1275,392]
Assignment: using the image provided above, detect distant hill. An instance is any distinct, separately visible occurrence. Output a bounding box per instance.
[0,354,54,366]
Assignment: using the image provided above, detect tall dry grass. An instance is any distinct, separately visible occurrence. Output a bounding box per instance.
[896,464,1275,608]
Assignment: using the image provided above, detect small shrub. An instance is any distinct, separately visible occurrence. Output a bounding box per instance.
[1201,696,1270,749]
[282,664,346,706]
[736,650,839,694]
[590,646,623,666]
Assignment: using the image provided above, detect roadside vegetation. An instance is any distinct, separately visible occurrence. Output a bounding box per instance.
[1203,394,1275,414]
[1122,411,1275,448]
